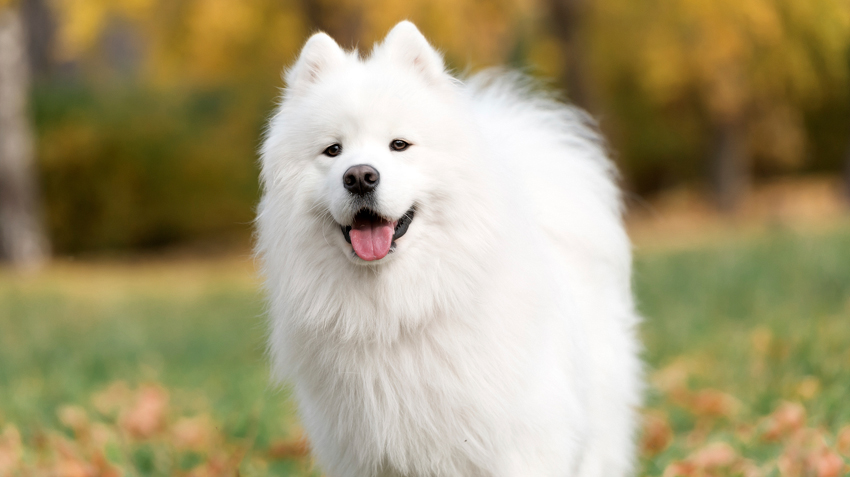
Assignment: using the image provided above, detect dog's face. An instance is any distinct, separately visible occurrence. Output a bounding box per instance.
[262,22,480,266]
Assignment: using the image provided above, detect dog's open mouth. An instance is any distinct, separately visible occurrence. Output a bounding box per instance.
[340,207,415,261]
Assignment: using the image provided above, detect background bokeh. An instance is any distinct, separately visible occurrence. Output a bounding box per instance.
[2,0,850,255]
[1,0,850,476]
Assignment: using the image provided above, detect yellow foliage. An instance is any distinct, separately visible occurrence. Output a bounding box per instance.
[37,0,850,174]
[592,0,850,107]
[53,0,110,59]
[184,0,263,75]
[52,0,155,59]
[589,0,850,167]
[527,35,564,80]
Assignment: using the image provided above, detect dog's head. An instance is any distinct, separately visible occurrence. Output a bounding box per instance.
[260,22,491,268]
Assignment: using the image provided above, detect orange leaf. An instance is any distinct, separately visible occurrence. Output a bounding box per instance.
[53,457,96,477]
[91,450,122,477]
[762,402,806,441]
[641,412,673,455]
[837,426,850,458]
[662,460,698,477]
[268,436,310,459]
[810,449,845,477]
[57,405,90,437]
[171,415,215,451]
[691,442,738,469]
[119,384,169,439]
[688,389,740,418]
[0,425,22,475]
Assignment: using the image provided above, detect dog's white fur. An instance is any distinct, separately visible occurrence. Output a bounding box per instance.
[256,21,641,477]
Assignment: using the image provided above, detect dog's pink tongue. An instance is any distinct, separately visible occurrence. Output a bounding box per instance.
[349,218,395,261]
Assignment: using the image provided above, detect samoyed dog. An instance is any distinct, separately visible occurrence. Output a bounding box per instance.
[256,21,641,477]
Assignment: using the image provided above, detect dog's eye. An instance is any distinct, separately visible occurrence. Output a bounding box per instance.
[390,139,411,152]
[323,144,342,157]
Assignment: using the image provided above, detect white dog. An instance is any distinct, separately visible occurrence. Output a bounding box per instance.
[256,21,641,477]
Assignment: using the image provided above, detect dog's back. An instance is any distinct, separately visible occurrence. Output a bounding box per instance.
[468,71,642,476]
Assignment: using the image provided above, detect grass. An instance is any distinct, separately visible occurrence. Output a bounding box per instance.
[1,225,849,476]
[0,260,309,476]
[635,225,850,476]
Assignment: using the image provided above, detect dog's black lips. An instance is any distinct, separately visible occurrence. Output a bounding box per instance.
[341,207,415,245]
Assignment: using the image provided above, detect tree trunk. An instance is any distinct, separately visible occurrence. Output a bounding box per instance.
[0,7,49,270]
[546,0,592,111]
[20,0,55,79]
[709,118,749,212]
[298,0,363,50]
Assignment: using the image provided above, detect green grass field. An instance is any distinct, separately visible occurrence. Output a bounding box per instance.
[1,225,849,476]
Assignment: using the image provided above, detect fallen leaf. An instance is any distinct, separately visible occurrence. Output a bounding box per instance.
[732,459,764,477]
[0,425,22,475]
[685,420,712,447]
[90,423,116,449]
[691,441,738,469]
[54,457,96,477]
[120,384,169,439]
[809,449,845,477]
[641,411,673,455]
[50,435,97,477]
[735,423,756,443]
[185,451,243,477]
[268,436,310,459]
[57,405,89,437]
[652,360,690,395]
[688,389,741,418]
[662,460,698,477]
[763,402,806,441]
[91,450,122,477]
[171,415,215,451]
[837,426,850,457]
[778,449,804,477]
[776,428,836,477]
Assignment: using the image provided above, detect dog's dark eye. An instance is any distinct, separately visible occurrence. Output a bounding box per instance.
[323,143,342,157]
[390,139,411,152]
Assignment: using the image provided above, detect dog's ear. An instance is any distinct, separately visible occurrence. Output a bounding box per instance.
[381,21,446,83]
[285,32,345,93]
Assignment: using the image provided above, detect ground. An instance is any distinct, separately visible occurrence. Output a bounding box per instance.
[1,193,849,476]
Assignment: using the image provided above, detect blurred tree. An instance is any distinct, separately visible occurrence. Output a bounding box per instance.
[21,0,850,252]
[590,0,850,209]
[710,114,749,212]
[36,0,306,252]
[20,0,54,78]
[0,2,49,269]
[299,0,363,48]
[545,0,592,110]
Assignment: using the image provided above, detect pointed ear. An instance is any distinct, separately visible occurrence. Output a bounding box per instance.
[380,21,446,83]
[285,32,345,93]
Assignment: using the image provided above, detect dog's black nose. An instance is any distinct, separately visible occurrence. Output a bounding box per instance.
[343,164,380,195]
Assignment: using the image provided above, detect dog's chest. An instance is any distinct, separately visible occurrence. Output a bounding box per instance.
[302,333,507,474]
